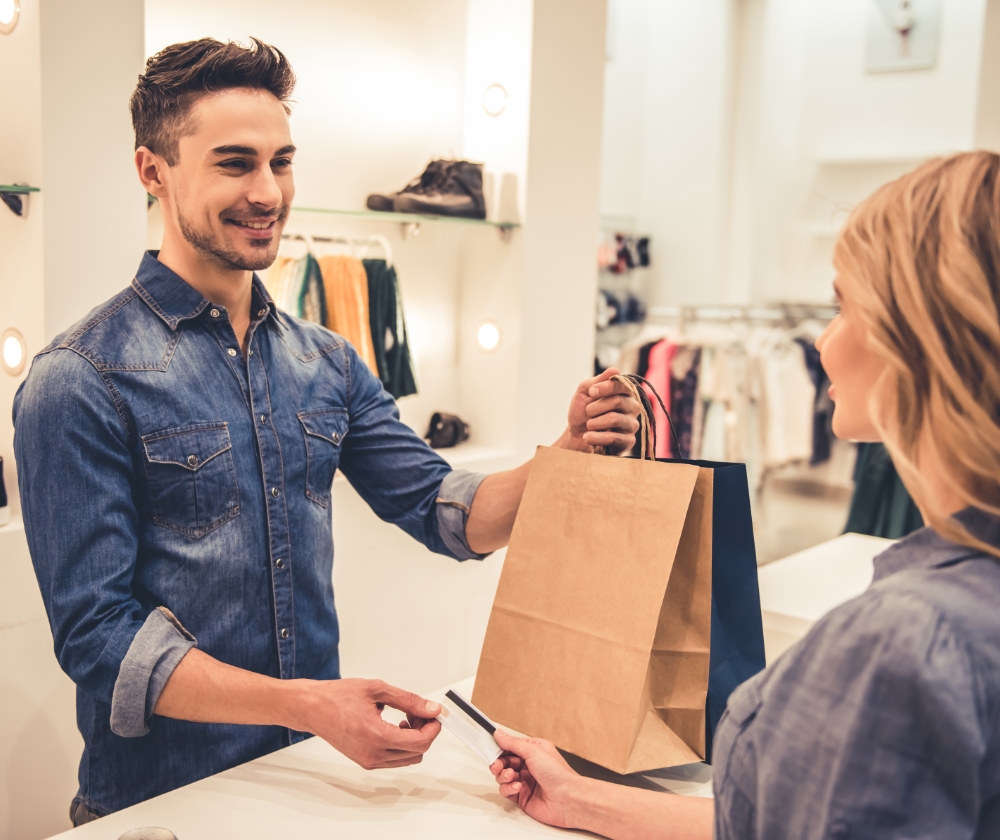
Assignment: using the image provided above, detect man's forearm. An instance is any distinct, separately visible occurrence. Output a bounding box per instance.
[465,429,586,554]
[154,647,312,730]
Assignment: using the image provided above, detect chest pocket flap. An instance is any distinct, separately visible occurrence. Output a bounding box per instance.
[142,423,240,539]
[144,423,233,469]
[298,408,348,507]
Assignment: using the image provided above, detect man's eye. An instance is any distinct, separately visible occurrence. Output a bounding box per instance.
[220,159,249,170]
[272,158,292,169]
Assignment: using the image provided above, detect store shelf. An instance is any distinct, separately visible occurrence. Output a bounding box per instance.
[0,185,40,194]
[293,205,520,232]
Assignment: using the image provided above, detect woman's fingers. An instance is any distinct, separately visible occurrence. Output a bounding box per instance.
[499,781,523,797]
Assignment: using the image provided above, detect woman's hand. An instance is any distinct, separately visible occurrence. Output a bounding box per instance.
[489,729,590,829]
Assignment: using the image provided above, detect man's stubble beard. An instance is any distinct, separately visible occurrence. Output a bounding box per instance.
[177,203,286,272]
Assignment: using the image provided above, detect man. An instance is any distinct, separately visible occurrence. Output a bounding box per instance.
[13,38,641,823]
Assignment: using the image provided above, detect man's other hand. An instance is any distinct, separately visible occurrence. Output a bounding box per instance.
[564,368,641,455]
[295,678,442,770]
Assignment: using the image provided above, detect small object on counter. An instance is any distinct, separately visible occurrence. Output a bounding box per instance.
[425,412,470,449]
[0,455,9,526]
[118,829,178,840]
[437,690,502,764]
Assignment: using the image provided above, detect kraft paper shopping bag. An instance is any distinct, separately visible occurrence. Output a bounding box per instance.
[473,445,715,774]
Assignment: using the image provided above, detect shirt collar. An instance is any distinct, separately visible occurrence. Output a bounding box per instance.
[872,507,1000,582]
[131,250,282,331]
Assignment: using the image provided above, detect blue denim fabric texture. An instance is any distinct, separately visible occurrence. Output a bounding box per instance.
[13,252,487,815]
[713,508,1000,839]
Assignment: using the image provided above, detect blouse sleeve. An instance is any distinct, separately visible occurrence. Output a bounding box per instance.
[714,587,990,840]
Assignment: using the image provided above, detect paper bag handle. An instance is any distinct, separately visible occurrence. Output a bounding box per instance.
[595,373,681,461]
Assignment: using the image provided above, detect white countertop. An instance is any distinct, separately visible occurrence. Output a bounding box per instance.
[757,531,895,660]
[47,677,712,840]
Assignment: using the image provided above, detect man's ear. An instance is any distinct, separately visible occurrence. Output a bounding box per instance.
[135,147,169,199]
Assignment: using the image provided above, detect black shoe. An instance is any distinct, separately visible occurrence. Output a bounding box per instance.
[367,160,486,220]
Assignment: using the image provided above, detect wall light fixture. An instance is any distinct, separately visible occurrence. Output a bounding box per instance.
[2,327,27,377]
[0,0,21,35]
[476,321,501,352]
[482,83,507,117]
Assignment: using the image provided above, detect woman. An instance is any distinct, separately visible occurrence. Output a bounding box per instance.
[490,151,1000,838]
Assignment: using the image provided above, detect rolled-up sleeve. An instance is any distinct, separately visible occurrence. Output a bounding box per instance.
[338,344,488,560]
[13,349,194,735]
[435,468,490,560]
[111,607,196,737]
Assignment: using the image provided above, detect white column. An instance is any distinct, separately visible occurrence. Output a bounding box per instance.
[516,0,607,453]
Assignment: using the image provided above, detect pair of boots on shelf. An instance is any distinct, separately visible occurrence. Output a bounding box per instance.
[367,159,486,220]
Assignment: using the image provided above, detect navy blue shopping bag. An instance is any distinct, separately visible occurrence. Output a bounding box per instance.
[659,457,766,762]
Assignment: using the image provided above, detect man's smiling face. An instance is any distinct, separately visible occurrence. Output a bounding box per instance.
[165,87,295,272]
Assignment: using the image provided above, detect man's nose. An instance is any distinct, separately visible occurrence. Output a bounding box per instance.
[246,165,283,210]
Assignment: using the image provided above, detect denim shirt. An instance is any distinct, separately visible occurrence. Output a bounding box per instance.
[713,509,1000,839]
[12,252,486,815]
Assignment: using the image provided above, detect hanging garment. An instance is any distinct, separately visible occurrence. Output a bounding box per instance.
[844,443,924,539]
[750,332,815,472]
[364,258,418,400]
[318,255,379,375]
[644,338,676,458]
[795,337,835,466]
[264,256,295,313]
[669,346,702,460]
[298,253,327,326]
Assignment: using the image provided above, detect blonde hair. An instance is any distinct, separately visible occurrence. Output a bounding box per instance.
[834,151,1000,557]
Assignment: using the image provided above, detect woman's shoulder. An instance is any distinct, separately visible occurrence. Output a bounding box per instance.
[757,555,1000,741]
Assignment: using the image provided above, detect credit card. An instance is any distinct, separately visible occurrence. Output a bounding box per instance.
[437,689,502,764]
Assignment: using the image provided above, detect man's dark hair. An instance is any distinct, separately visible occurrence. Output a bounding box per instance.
[130,37,296,165]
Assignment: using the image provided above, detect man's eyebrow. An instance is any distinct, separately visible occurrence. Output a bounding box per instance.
[210,144,259,156]
[208,144,297,157]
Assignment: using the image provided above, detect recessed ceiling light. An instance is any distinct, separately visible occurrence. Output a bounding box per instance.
[482,83,507,117]
[2,328,26,376]
[0,0,21,35]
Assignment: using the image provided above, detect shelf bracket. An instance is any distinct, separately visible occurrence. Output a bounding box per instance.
[400,221,421,241]
[496,224,515,244]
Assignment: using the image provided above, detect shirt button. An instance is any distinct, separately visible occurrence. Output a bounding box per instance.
[227,348,237,357]
[261,415,268,425]
[271,487,279,497]
[332,432,341,444]
[258,308,267,317]
[187,455,199,467]
[210,308,220,318]
[249,349,254,357]
[280,628,290,639]
[275,558,284,569]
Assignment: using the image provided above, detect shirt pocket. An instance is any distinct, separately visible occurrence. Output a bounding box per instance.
[142,422,241,538]
[298,407,348,507]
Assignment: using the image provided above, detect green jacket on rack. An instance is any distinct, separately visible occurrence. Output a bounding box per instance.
[363,258,418,400]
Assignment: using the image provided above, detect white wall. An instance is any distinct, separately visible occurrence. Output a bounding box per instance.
[600,0,736,307]
[600,0,993,307]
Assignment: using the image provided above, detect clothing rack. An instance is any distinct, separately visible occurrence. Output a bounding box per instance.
[648,302,838,329]
[282,230,394,267]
